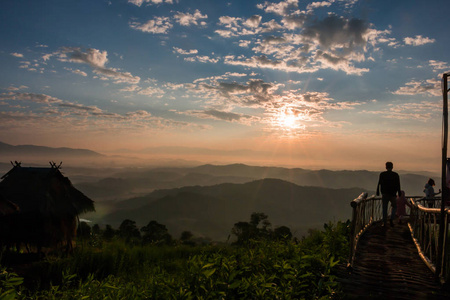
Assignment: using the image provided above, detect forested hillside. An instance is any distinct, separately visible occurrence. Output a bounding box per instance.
[102,178,367,241]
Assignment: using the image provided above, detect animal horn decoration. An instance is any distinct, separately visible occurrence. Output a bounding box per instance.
[10,161,21,167]
[49,161,63,169]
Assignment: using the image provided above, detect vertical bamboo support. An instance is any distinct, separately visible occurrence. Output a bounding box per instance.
[437,73,448,280]
[348,201,357,270]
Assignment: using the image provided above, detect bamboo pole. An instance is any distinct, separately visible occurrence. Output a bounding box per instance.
[437,73,448,281]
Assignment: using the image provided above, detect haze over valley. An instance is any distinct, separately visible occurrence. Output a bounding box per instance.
[0,141,436,241]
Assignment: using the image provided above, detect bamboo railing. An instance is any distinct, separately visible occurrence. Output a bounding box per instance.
[409,197,450,284]
[348,193,450,284]
[347,193,380,270]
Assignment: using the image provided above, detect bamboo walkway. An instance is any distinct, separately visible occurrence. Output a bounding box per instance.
[337,221,450,299]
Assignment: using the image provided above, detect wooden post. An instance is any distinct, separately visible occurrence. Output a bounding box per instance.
[437,73,449,281]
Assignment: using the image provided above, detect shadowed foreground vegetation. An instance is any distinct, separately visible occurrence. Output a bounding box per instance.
[0,216,350,299]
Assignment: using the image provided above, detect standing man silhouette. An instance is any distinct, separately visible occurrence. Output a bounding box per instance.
[376,161,401,227]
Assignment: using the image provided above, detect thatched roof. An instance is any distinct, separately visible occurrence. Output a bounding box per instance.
[0,165,94,216]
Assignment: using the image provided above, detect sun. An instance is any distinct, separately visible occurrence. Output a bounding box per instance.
[280,113,298,129]
[274,107,304,131]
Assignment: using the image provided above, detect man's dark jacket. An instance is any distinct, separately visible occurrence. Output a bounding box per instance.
[377,170,401,197]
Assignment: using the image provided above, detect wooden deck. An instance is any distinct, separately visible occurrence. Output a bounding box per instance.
[337,221,450,299]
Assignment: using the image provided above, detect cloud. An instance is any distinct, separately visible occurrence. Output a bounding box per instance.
[0,88,205,134]
[281,14,308,30]
[55,48,141,84]
[363,101,440,121]
[404,35,435,46]
[125,110,152,118]
[314,50,369,75]
[243,15,262,28]
[10,53,24,58]
[128,0,173,7]
[261,19,283,32]
[59,102,106,115]
[257,0,299,16]
[130,17,173,34]
[138,86,165,96]
[188,74,362,135]
[307,1,334,11]
[193,72,248,84]
[392,79,440,97]
[120,85,141,92]
[0,92,63,104]
[215,16,262,37]
[72,69,88,77]
[216,9,377,75]
[173,47,199,55]
[429,60,449,72]
[64,67,88,77]
[224,55,320,74]
[183,109,259,125]
[174,9,207,26]
[184,55,219,64]
[238,40,252,47]
[68,48,108,68]
[93,68,141,84]
[5,85,28,91]
[302,14,369,50]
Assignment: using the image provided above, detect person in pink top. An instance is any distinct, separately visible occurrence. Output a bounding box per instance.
[396,190,411,224]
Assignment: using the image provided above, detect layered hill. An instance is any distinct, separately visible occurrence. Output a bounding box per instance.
[77,163,431,201]
[102,178,367,241]
[0,141,103,162]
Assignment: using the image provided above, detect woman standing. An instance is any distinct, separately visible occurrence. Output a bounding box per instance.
[424,178,441,208]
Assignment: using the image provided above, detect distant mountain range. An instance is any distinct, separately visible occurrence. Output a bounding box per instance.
[102,178,367,241]
[0,141,103,158]
[76,163,431,202]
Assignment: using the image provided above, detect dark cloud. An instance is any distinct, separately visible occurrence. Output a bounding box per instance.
[186,109,257,124]
[303,14,369,49]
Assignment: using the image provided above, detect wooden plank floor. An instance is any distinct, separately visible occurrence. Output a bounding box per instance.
[337,221,450,299]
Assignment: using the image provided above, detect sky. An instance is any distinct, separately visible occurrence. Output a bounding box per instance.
[1,0,449,172]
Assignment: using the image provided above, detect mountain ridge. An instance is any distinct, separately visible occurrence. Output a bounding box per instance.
[0,141,103,157]
[102,178,368,241]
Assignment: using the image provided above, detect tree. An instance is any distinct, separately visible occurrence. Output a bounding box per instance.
[231,212,273,244]
[77,221,91,238]
[141,220,172,245]
[119,219,140,242]
[103,224,116,240]
[180,231,195,246]
[92,224,101,235]
[273,226,292,241]
[231,221,253,243]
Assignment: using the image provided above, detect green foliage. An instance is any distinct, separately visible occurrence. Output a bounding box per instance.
[140,220,172,245]
[118,219,140,243]
[0,268,23,300]
[232,212,294,244]
[0,220,349,299]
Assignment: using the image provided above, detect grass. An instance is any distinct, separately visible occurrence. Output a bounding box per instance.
[0,221,349,299]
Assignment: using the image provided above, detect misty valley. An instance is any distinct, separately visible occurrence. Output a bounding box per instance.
[64,163,431,241]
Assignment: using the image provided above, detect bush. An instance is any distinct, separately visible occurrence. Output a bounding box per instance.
[0,220,349,299]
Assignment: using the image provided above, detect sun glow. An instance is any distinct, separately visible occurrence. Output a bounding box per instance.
[272,106,306,135]
[281,114,298,129]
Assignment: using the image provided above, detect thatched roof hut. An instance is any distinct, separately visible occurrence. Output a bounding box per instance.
[0,163,95,252]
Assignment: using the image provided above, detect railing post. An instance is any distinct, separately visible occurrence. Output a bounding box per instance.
[442,213,449,283]
[348,192,368,270]
[437,73,449,280]
[348,199,358,270]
